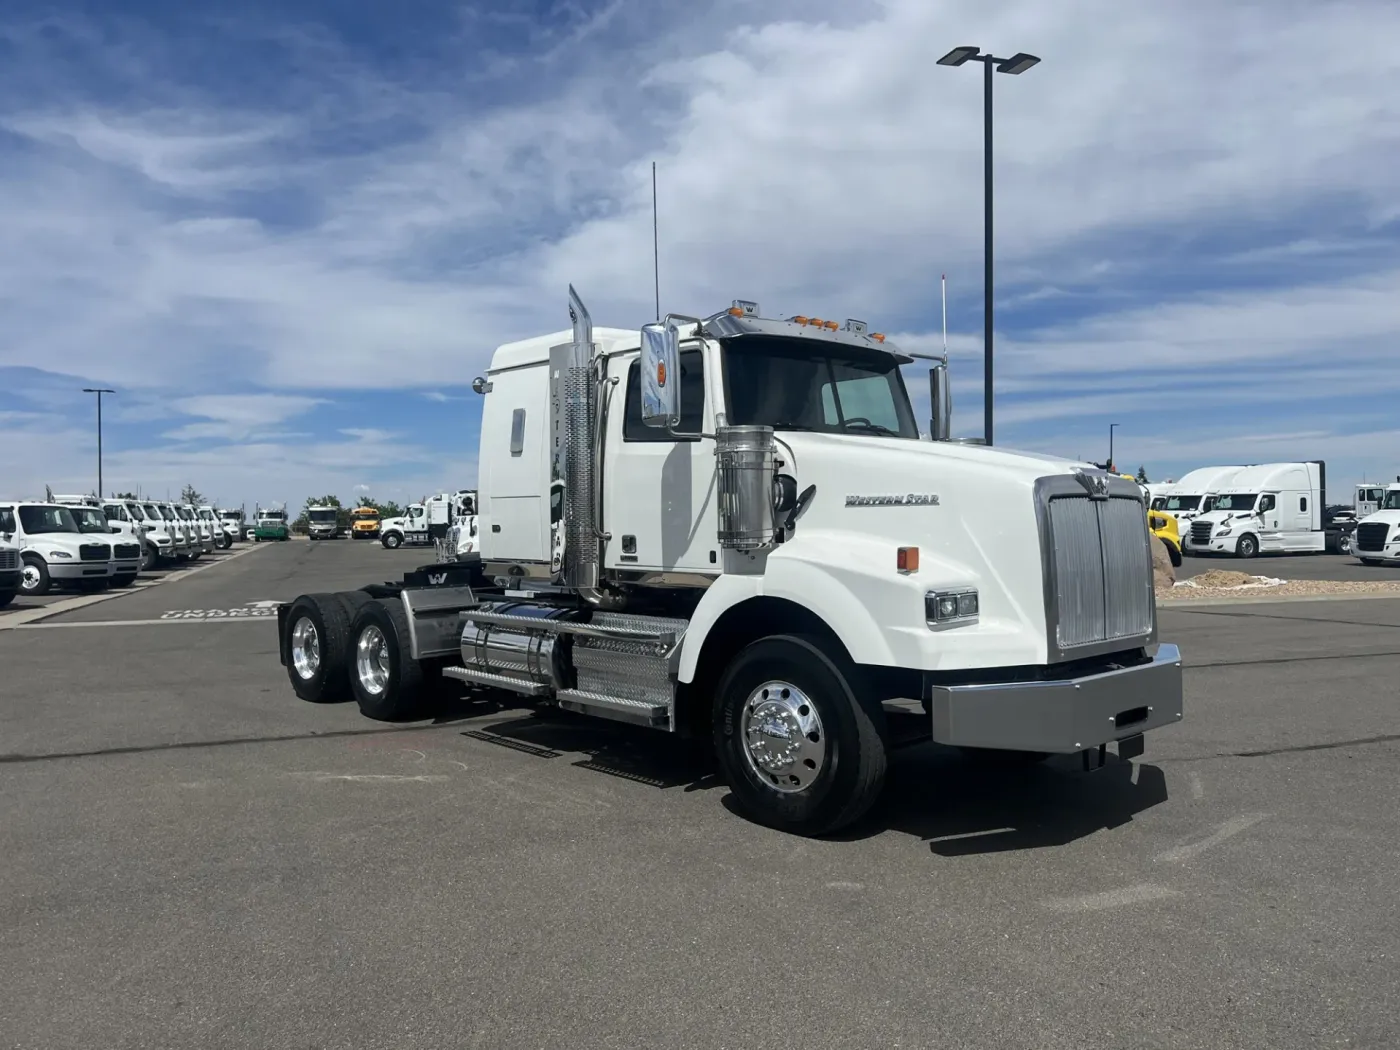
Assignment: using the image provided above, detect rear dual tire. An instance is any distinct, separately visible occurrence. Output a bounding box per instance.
[347,598,424,721]
[283,591,374,703]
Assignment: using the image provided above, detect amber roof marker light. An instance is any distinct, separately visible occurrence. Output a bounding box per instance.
[936,45,1041,448]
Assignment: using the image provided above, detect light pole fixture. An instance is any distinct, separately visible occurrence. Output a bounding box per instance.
[81,388,116,498]
[937,45,1041,447]
[1109,422,1120,474]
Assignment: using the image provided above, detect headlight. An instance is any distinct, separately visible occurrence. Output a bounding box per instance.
[926,588,978,626]
[1216,527,1233,537]
[50,550,73,559]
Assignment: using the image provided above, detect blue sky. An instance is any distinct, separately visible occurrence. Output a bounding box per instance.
[3,0,1400,511]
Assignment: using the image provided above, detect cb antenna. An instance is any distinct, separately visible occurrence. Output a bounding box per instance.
[941,272,948,362]
[652,161,660,321]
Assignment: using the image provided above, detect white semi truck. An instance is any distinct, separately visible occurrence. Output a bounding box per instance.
[1183,461,1327,557]
[0,500,115,596]
[379,491,473,549]
[1152,466,1244,533]
[217,506,246,544]
[275,292,1183,835]
[52,497,141,587]
[1351,483,1400,564]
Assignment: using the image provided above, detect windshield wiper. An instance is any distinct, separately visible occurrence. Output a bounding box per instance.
[841,420,898,435]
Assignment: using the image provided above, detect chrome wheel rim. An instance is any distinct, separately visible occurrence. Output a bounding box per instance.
[20,564,41,592]
[356,625,390,695]
[290,616,321,680]
[741,680,826,793]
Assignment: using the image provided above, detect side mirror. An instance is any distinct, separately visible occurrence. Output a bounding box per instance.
[639,322,681,429]
[928,361,952,441]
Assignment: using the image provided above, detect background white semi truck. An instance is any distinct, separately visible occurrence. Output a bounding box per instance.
[1351,483,1400,564]
[275,291,1183,836]
[379,491,474,549]
[1183,461,1326,557]
[1151,466,1244,531]
[0,500,115,596]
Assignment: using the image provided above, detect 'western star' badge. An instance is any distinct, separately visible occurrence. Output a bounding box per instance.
[845,493,940,507]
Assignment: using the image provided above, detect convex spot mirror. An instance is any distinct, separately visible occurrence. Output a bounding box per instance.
[639,322,681,429]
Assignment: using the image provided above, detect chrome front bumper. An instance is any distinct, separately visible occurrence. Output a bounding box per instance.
[928,644,1183,753]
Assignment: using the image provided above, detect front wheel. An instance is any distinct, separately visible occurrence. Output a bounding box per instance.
[382,532,402,549]
[1236,533,1259,559]
[1338,534,1353,556]
[112,573,138,589]
[0,587,16,609]
[713,634,888,836]
[19,556,51,596]
[348,598,424,720]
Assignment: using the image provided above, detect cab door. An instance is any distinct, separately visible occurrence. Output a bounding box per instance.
[1257,493,1283,550]
[601,345,719,576]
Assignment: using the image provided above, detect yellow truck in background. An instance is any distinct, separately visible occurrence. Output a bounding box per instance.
[350,506,381,540]
[1119,474,1182,566]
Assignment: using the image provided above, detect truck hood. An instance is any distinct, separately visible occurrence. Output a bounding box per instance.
[1357,511,1400,526]
[23,534,92,556]
[764,433,1113,667]
[381,517,407,530]
[1191,509,1260,527]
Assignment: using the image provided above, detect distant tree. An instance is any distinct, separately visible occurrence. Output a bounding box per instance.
[1135,466,1149,484]
[378,500,403,519]
[180,484,205,506]
[114,491,140,500]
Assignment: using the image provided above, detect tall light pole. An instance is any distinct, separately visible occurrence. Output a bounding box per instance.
[937,46,1040,447]
[81,388,116,498]
[1109,422,1120,474]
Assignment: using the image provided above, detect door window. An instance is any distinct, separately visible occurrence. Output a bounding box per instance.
[1260,495,1276,512]
[624,349,705,442]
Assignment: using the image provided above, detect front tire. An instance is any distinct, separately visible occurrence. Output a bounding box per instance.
[0,587,16,609]
[382,532,402,550]
[112,573,138,589]
[19,555,51,596]
[1236,533,1259,559]
[713,634,888,836]
[348,597,424,720]
[1338,533,1353,556]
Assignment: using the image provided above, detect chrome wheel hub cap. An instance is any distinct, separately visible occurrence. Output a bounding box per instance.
[741,680,826,793]
[356,625,390,695]
[290,616,321,680]
[20,564,40,591]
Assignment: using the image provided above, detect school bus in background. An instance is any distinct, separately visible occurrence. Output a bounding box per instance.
[350,506,381,540]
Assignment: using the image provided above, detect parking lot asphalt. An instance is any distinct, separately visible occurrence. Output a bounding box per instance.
[2,541,1397,1049]
[1177,549,1400,580]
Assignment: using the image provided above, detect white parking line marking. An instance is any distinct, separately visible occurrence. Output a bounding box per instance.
[1043,883,1180,912]
[1155,813,1268,864]
[0,544,269,631]
[15,617,274,629]
[290,772,449,784]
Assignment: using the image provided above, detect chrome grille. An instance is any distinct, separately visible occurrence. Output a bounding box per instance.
[1191,520,1213,546]
[0,549,17,572]
[1356,522,1389,551]
[79,543,111,562]
[1047,494,1154,654]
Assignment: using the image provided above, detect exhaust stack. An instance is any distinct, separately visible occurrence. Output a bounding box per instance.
[564,286,606,604]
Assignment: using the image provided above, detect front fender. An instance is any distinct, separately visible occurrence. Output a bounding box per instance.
[678,530,1046,682]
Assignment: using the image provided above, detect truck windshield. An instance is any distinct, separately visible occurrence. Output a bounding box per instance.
[722,338,919,438]
[1165,495,1201,511]
[1383,491,1400,511]
[71,507,110,534]
[20,505,80,534]
[309,510,337,524]
[126,504,146,521]
[1214,493,1259,511]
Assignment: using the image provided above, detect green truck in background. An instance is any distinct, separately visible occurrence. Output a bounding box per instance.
[251,503,290,542]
